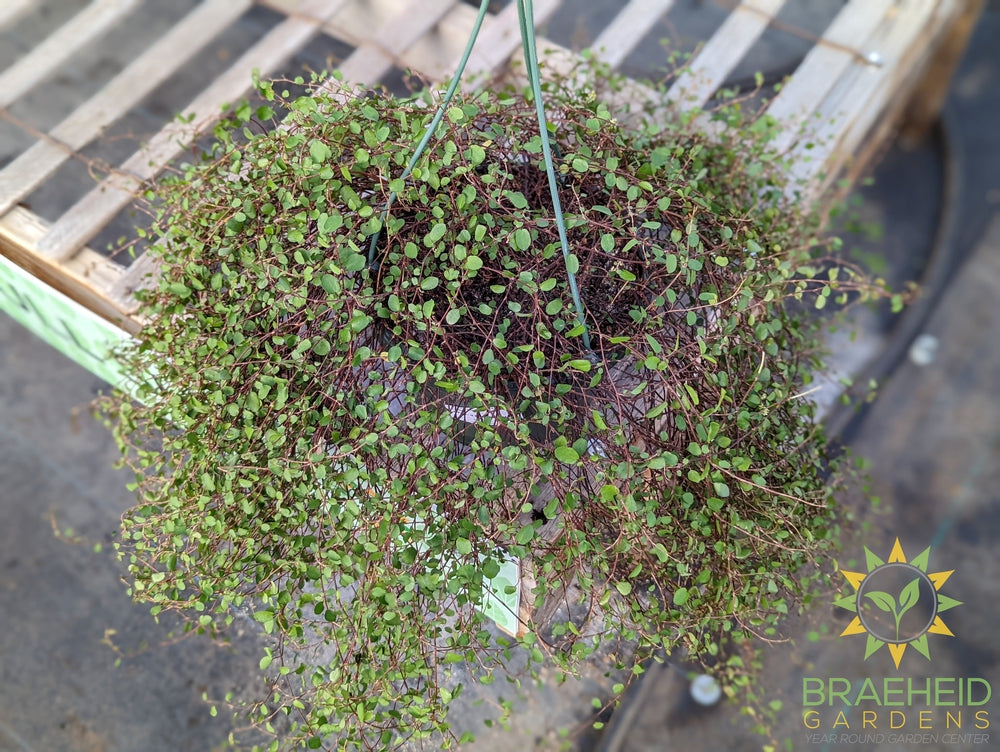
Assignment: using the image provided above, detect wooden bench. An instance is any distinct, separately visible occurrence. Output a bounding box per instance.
[0,0,982,336]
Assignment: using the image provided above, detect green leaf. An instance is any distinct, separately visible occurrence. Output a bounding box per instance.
[897,577,921,616]
[309,139,330,163]
[545,299,563,315]
[504,191,529,209]
[465,255,484,272]
[673,588,689,606]
[320,274,338,294]
[468,144,486,166]
[572,157,588,172]
[515,525,535,545]
[343,253,366,272]
[566,359,591,372]
[456,538,473,555]
[864,591,897,614]
[647,453,678,470]
[566,254,580,274]
[169,282,191,299]
[513,228,531,251]
[554,445,580,463]
[312,339,331,356]
[425,222,447,246]
[615,581,632,596]
[481,558,501,579]
[320,213,342,233]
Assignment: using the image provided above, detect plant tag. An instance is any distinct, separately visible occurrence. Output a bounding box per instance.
[478,554,521,636]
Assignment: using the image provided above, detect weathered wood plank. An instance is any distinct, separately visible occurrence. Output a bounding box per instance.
[0,0,254,217]
[0,0,35,32]
[0,207,139,332]
[667,0,786,109]
[263,0,562,83]
[787,0,949,196]
[36,0,351,262]
[463,0,562,80]
[835,0,965,196]
[265,0,404,42]
[765,0,895,156]
[336,0,459,84]
[0,0,144,110]
[592,0,675,69]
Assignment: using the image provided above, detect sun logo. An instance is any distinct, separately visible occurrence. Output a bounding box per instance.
[835,538,962,669]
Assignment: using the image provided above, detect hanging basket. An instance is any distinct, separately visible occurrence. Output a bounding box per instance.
[104,75,881,748]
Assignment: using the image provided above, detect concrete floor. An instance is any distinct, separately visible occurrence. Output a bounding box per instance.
[2,2,1000,752]
[0,317,267,751]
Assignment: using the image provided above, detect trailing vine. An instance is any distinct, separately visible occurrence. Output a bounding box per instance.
[103,68,890,750]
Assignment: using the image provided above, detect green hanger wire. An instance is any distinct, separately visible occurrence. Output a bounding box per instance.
[368,0,594,355]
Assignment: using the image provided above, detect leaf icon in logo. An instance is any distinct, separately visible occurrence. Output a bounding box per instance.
[897,577,921,618]
[864,590,897,614]
[864,576,923,642]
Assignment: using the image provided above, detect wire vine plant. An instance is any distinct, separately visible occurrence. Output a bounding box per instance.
[103,4,893,751]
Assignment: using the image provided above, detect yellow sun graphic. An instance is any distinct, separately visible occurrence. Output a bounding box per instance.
[836,538,962,669]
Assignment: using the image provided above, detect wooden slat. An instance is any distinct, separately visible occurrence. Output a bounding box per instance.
[0,0,253,217]
[463,0,562,80]
[592,0,675,69]
[787,0,953,195]
[0,207,139,332]
[336,0,459,84]
[264,0,401,41]
[262,0,562,84]
[764,0,895,156]
[666,0,786,109]
[318,0,472,78]
[0,0,144,110]
[0,0,35,32]
[36,0,352,262]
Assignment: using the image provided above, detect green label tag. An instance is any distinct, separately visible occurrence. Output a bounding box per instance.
[0,255,131,389]
[478,556,521,636]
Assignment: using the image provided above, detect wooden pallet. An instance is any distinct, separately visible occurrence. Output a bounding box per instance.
[0,0,981,335]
